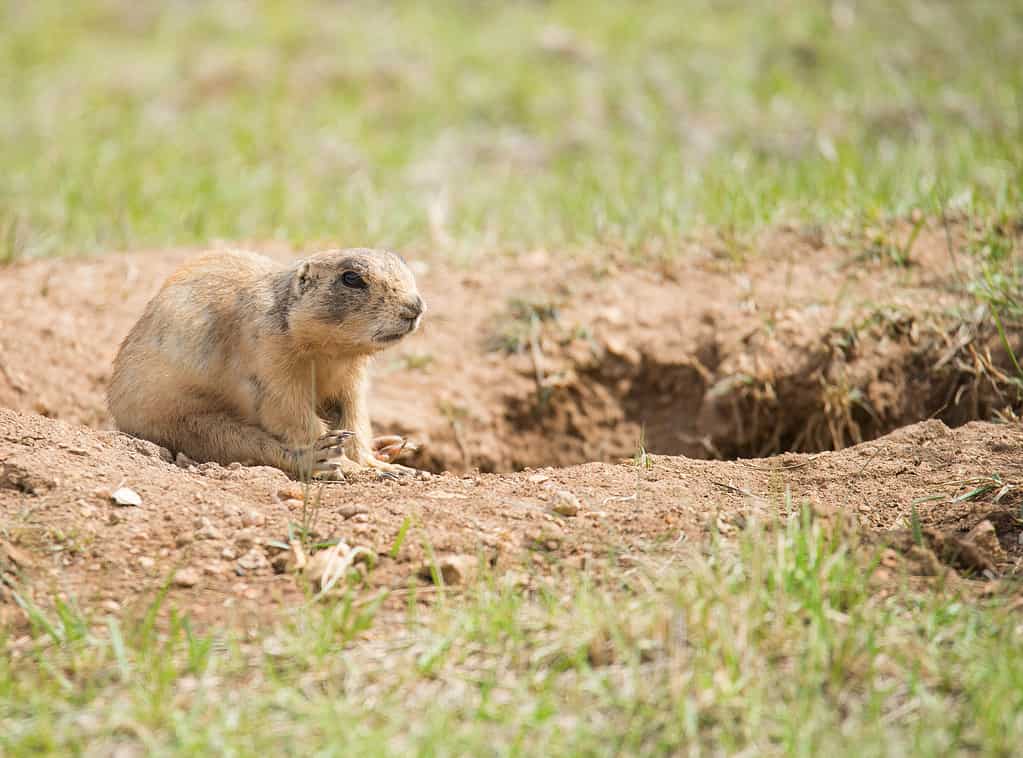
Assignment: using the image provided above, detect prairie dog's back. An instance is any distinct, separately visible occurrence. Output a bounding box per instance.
[108,250,275,434]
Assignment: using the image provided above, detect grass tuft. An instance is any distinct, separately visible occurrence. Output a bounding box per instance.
[4,514,1023,754]
[1,0,1021,257]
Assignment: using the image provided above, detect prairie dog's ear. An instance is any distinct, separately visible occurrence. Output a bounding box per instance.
[292,260,314,297]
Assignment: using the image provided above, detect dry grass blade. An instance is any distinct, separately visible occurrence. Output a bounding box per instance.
[309,540,376,600]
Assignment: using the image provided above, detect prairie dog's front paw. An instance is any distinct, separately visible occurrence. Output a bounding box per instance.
[286,430,354,475]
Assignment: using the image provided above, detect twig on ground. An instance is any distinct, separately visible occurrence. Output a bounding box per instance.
[711,481,756,498]
[0,360,25,394]
[739,453,825,472]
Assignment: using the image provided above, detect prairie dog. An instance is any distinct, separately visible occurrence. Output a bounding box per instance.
[107,248,425,479]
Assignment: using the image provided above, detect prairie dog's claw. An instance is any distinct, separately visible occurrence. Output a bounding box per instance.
[372,434,418,463]
[315,431,352,462]
[287,429,355,472]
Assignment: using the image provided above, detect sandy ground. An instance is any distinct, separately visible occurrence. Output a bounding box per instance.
[2,218,1021,629]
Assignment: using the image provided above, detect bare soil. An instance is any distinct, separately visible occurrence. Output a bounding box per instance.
[1,218,1022,629]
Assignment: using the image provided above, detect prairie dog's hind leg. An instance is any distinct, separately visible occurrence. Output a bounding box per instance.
[143,413,350,479]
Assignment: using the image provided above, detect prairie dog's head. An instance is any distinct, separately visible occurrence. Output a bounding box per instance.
[284,248,425,354]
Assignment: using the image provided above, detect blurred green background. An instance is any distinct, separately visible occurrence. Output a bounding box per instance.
[2,0,1021,259]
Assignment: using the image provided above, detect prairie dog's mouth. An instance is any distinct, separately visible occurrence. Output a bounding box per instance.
[374,317,420,344]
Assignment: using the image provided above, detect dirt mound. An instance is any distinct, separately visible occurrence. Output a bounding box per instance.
[1,221,1020,475]
[2,408,1021,629]
[2,219,1022,628]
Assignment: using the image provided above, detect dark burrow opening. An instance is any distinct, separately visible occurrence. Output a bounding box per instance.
[408,316,1023,474]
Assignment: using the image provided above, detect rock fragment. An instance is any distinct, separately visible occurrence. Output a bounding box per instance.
[173,568,200,587]
[0,540,35,569]
[194,519,223,541]
[242,510,266,528]
[277,483,305,501]
[111,487,142,507]
[0,458,56,495]
[418,554,477,586]
[965,519,1005,563]
[551,489,581,516]
[237,547,269,572]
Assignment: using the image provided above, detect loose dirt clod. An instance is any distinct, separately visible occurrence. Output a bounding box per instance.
[237,548,270,572]
[173,568,200,588]
[551,489,581,516]
[886,526,999,577]
[0,540,35,569]
[277,483,304,501]
[194,519,223,541]
[242,510,266,528]
[1,458,56,495]
[418,554,478,586]
[966,519,1006,563]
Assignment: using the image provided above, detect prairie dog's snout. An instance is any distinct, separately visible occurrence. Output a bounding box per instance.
[402,294,425,322]
[399,294,425,331]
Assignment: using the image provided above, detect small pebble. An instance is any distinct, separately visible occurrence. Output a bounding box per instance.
[551,489,580,517]
[138,556,155,569]
[173,568,200,588]
[277,483,305,501]
[234,529,258,551]
[242,510,266,528]
[418,554,477,586]
[237,548,269,571]
[111,487,142,507]
[194,519,223,541]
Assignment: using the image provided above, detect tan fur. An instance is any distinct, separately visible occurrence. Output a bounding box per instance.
[107,248,425,479]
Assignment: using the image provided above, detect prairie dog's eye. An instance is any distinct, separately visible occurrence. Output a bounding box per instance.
[340,271,367,289]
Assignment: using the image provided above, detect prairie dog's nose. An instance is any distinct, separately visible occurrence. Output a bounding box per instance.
[402,294,425,320]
